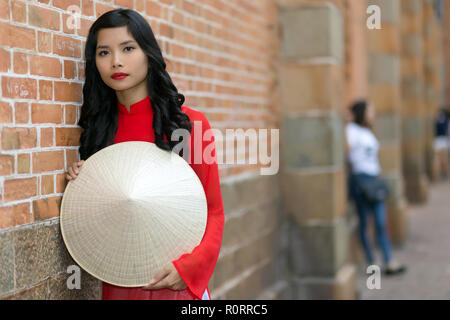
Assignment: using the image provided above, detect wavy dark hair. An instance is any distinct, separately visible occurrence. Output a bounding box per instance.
[78,8,192,160]
[350,100,370,128]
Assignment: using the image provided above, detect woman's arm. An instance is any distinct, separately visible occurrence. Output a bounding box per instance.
[172,110,225,299]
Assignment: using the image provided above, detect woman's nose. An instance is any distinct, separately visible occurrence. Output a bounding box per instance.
[112,53,123,68]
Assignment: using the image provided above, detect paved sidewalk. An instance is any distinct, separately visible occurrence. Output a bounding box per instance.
[356,180,450,299]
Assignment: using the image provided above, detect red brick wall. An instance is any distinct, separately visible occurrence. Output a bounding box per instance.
[0,0,280,230]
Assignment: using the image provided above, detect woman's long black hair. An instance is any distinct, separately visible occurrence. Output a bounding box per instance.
[78,8,191,160]
[350,100,370,128]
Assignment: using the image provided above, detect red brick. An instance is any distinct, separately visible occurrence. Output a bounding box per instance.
[0,206,15,230]
[16,60,31,85]
[95,2,115,18]
[0,47,11,72]
[33,196,62,220]
[0,22,36,51]
[39,80,53,100]
[40,127,54,147]
[30,55,62,78]
[14,102,29,124]
[32,150,65,173]
[41,174,54,195]
[54,81,82,102]
[63,59,76,79]
[160,22,174,38]
[78,17,92,38]
[4,177,38,202]
[1,76,37,99]
[0,154,14,175]
[0,203,33,230]
[31,103,63,124]
[28,5,60,31]
[172,11,184,26]
[13,202,33,226]
[37,31,52,54]
[77,61,85,80]
[56,173,69,193]
[65,148,79,169]
[2,127,37,150]
[65,104,77,124]
[0,0,9,20]
[55,127,82,146]
[82,0,94,16]
[0,101,13,123]
[182,0,197,15]
[53,34,82,58]
[17,153,31,174]
[146,1,162,18]
[115,0,134,9]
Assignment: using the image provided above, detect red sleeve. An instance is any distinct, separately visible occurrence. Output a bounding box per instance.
[172,110,225,299]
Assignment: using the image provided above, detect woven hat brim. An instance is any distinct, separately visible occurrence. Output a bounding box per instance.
[60,141,207,287]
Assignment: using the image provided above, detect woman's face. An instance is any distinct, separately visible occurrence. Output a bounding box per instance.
[95,26,148,92]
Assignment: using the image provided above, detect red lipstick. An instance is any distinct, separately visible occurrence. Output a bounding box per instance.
[111,72,128,80]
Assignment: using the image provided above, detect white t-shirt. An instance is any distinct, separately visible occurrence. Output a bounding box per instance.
[346,122,381,176]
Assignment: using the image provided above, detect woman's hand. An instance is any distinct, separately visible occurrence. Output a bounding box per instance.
[66,160,85,181]
[142,263,187,291]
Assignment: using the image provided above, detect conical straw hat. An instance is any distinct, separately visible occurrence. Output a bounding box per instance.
[60,141,207,287]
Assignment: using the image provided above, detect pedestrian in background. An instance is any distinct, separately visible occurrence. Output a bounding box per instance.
[346,100,406,276]
[434,108,450,178]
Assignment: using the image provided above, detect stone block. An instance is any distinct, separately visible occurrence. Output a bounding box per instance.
[402,116,426,140]
[368,24,400,54]
[368,85,401,113]
[401,0,422,14]
[288,215,349,277]
[280,64,343,113]
[47,269,101,300]
[221,174,281,216]
[386,197,409,245]
[282,168,346,225]
[282,113,344,168]
[291,264,356,299]
[369,54,400,85]
[401,34,423,57]
[403,173,429,204]
[0,230,14,297]
[373,113,401,142]
[13,221,74,290]
[368,0,400,23]
[378,143,401,172]
[2,281,48,300]
[279,3,343,62]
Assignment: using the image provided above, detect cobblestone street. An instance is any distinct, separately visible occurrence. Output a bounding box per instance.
[357,179,450,299]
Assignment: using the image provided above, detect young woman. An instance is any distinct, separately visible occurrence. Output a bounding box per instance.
[346,100,406,276]
[65,8,224,300]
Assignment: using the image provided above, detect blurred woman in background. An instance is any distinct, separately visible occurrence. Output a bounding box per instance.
[346,100,406,276]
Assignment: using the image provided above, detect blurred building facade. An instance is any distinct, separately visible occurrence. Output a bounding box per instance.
[0,0,448,300]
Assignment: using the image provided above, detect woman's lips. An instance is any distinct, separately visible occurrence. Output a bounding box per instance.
[111,73,128,80]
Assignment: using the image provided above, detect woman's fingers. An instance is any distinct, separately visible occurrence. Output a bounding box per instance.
[66,162,83,181]
[142,267,171,290]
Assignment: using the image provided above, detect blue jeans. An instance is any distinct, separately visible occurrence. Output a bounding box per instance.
[349,173,393,265]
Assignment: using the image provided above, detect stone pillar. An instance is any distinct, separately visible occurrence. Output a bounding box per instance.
[368,0,408,244]
[278,1,356,299]
[423,0,443,182]
[400,0,429,203]
[442,0,450,108]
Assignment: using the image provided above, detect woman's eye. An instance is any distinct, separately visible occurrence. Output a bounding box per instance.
[98,47,134,56]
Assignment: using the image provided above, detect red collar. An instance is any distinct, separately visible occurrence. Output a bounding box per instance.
[118,96,153,114]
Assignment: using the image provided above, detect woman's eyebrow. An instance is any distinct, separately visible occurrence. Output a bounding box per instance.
[96,40,136,49]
